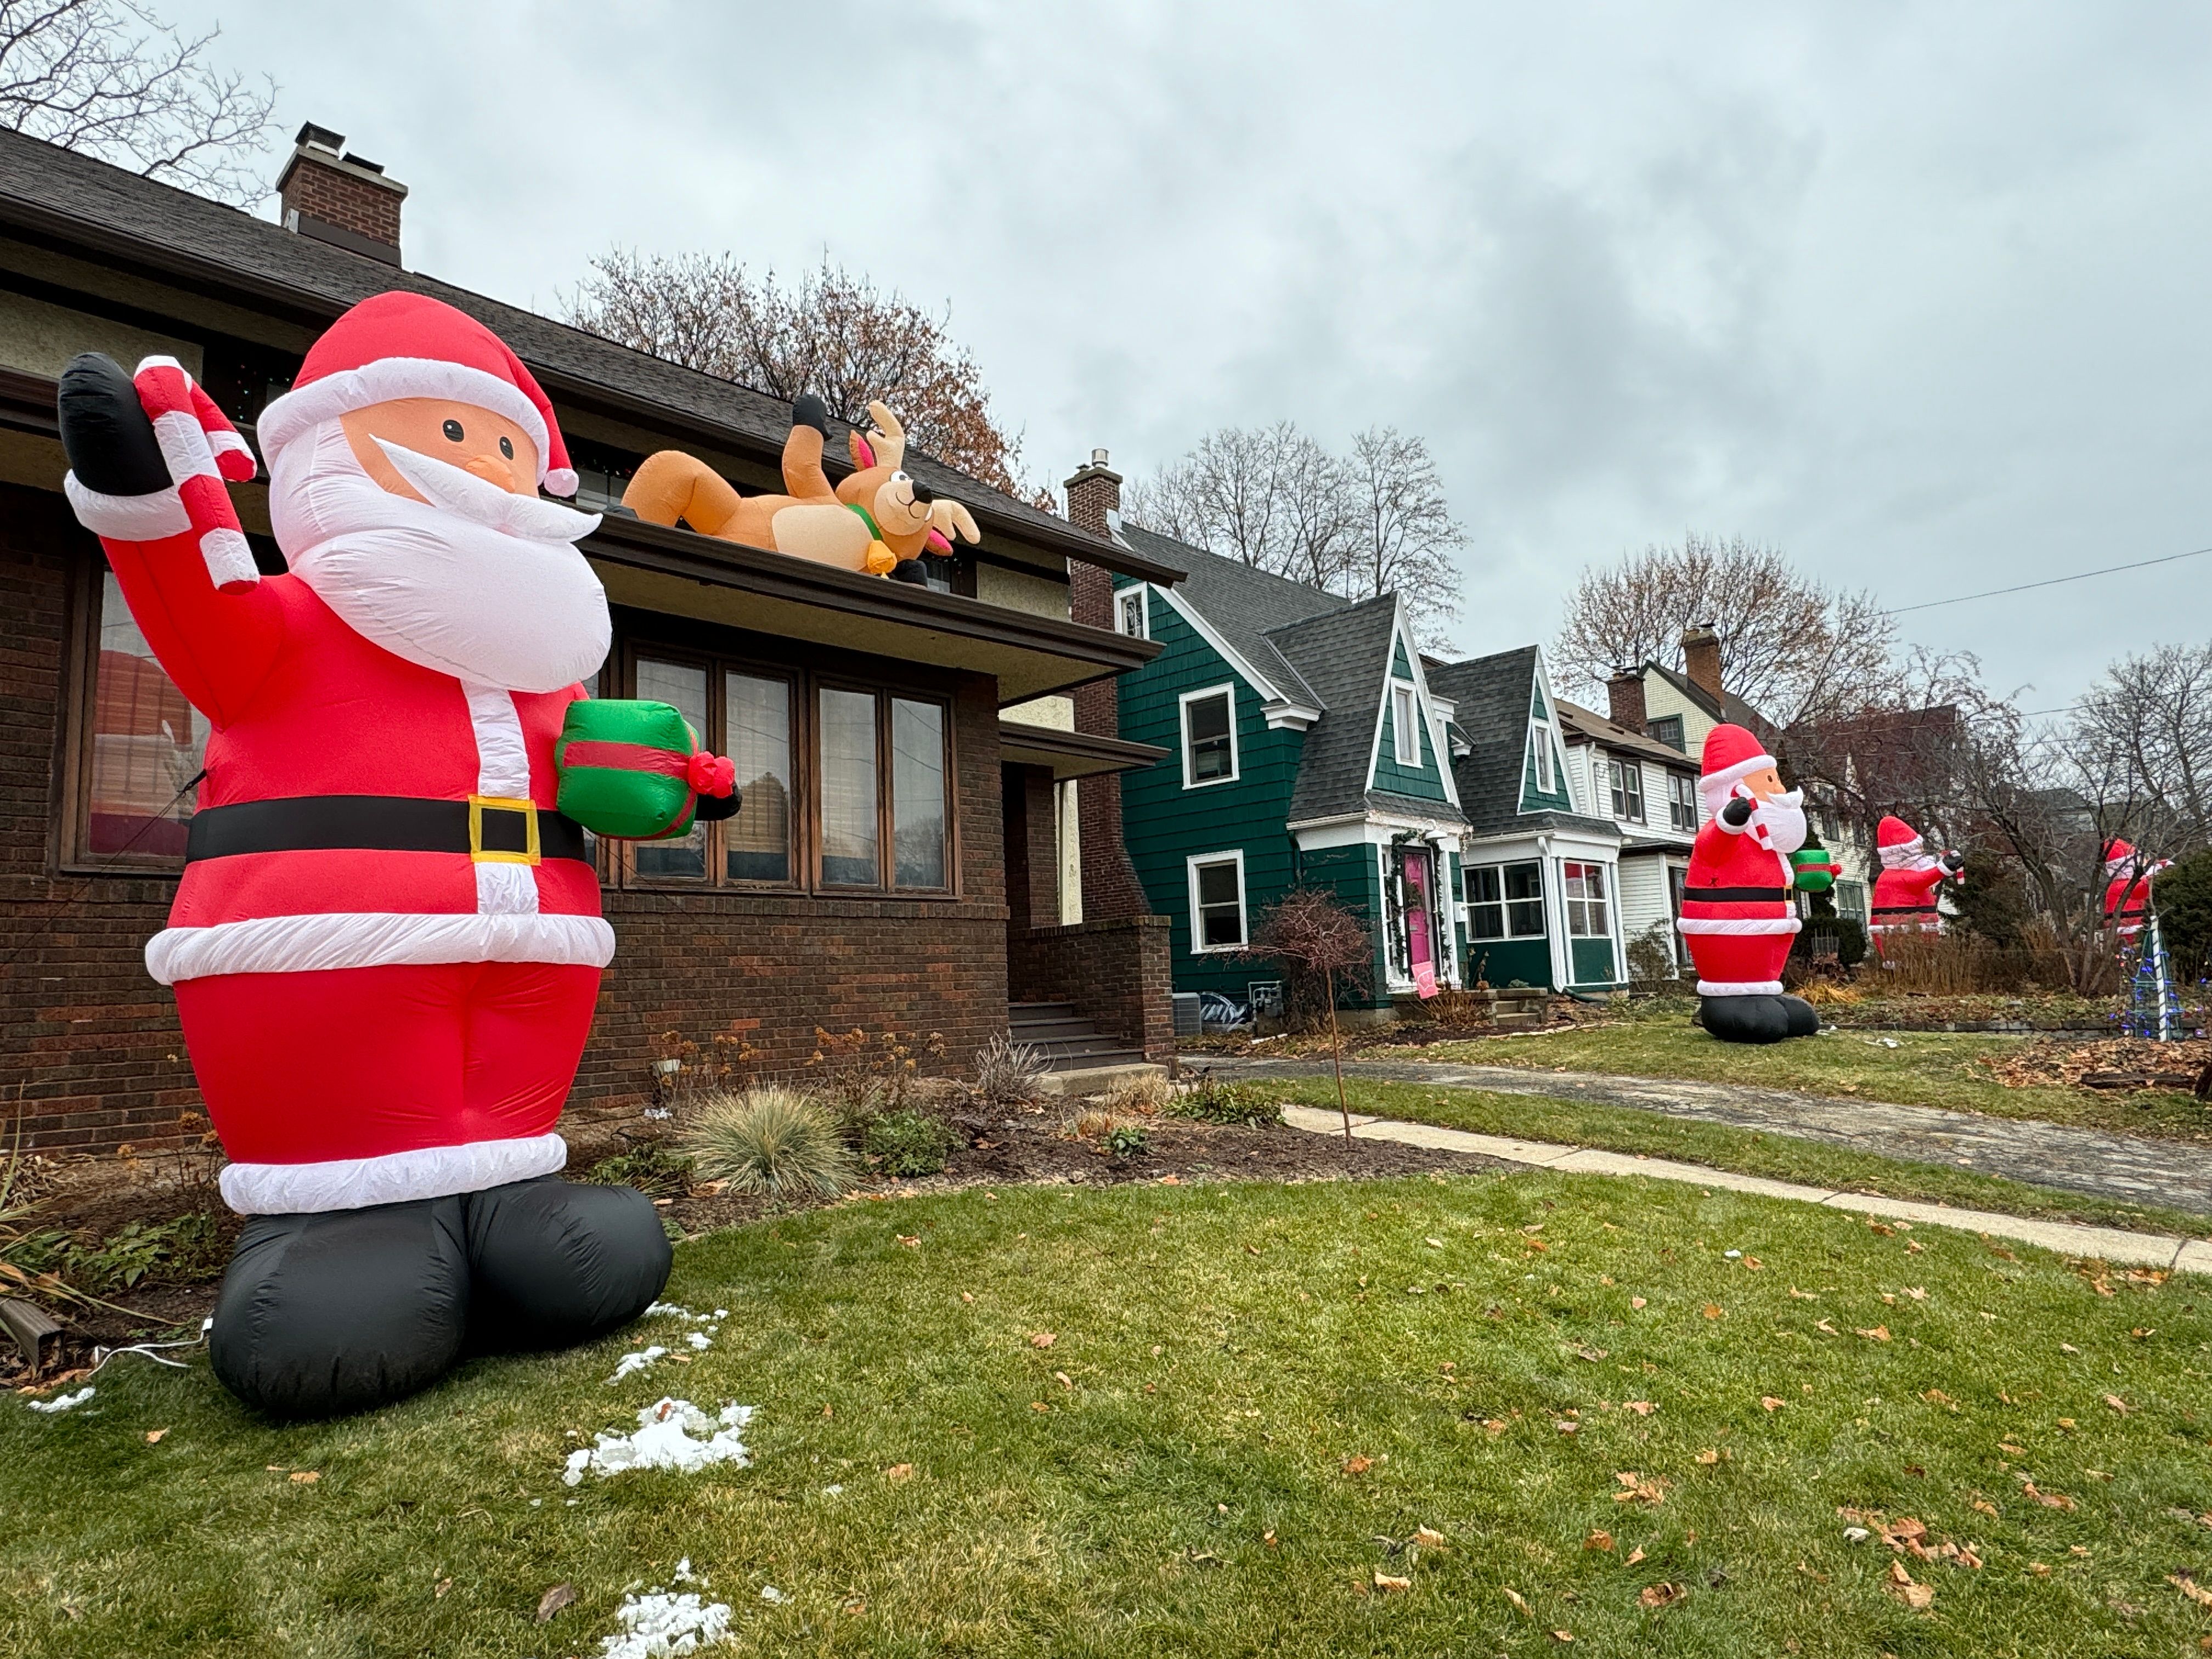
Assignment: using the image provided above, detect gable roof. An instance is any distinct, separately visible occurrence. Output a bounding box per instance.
[1554,697,1700,770]
[1117,523,1341,708]
[1260,595,1430,824]
[1643,659,1776,742]
[0,127,1183,584]
[1429,647,1620,842]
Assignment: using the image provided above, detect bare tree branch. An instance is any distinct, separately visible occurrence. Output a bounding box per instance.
[566,249,1034,498]
[0,0,275,206]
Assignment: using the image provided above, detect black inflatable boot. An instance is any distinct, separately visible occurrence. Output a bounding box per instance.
[461,1176,672,1356]
[1699,994,1794,1045]
[210,1197,471,1420]
[1778,995,1822,1038]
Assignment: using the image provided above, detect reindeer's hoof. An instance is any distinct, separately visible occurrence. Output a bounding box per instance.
[792,394,830,436]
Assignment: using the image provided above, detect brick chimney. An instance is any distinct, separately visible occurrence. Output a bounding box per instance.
[1605,667,1646,734]
[1063,447,1121,538]
[277,123,407,266]
[1060,446,1148,921]
[1680,624,1723,704]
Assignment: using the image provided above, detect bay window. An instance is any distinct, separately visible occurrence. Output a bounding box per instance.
[1465,861,1547,939]
[1564,861,1611,938]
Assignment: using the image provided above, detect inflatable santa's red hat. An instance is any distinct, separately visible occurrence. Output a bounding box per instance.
[1876,815,1926,868]
[256,291,578,496]
[1696,722,1775,810]
[2103,838,2137,872]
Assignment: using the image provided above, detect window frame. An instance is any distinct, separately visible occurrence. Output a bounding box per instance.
[1391,682,1420,765]
[1667,771,1699,832]
[1115,585,1149,640]
[61,558,214,873]
[616,639,956,899]
[1606,755,1644,823]
[1185,849,1248,954]
[1648,713,1685,752]
[1531,724,1554,794]
[1563,859,1611,938]
[1465,863,1506,940]
[1178,683,1240,789]
[1503,860,1547,937]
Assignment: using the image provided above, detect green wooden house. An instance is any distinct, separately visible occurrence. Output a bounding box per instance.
[1426,648,1627,991]
[1108,526,1470,1013]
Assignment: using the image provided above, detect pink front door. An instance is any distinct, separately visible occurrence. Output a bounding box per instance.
[1402,849,1440,997]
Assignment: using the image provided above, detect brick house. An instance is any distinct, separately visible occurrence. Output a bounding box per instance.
[0,124,1183,1155]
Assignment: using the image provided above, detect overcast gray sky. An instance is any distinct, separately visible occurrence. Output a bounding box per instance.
[170,0,2212,716]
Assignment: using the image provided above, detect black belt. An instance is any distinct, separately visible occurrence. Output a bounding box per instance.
[1684,886,1790,904]
[185,794,589,865]
[1873,903,1938,916]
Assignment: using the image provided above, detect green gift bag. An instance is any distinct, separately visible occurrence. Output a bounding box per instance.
[1790,845,1841,894]
[555,699,732,842]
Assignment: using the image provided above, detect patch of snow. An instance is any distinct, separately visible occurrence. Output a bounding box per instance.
[598,1581,732,1657]
[1724,1250,1742,1259]
[643,1107,673,1121]
[608,1346,668,1384]
[563,1399,755,1485]
[671,1558,701,1584]
[685,1332,713,1351]
[27,1387,93,1414]
[759,1585,788,1605]
[821,1483,843,1496]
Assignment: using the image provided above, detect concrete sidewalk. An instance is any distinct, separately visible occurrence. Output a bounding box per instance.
[1207,1053,2212,1214]
[1279,1103,2212,1275]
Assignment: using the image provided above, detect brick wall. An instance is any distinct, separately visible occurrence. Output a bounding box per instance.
[1008,915,1175,1065]
[0,489,1013,1153]
[279,154,403,251]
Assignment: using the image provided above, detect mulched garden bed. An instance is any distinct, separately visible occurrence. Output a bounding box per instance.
[4,1099,1506,1391]
[1980,1036,2212,1098]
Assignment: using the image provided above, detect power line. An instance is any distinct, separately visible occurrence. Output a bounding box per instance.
[1884,544,2212,616]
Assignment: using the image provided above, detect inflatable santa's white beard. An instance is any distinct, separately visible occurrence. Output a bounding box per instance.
[269,420,610,694]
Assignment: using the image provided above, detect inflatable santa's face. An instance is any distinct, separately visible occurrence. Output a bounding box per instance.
[341,396,541,499]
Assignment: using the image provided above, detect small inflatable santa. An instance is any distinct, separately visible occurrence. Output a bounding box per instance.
[1677,724,1822,1043]
[1869,815,1963,956]
[2101,839,2171,938]
[57,292,729,1417]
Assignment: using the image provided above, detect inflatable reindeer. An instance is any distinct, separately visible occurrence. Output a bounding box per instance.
[623,397,978,582]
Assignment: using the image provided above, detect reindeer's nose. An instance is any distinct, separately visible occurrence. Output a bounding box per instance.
[911,482,935,504]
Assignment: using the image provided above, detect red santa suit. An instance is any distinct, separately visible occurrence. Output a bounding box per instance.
[1677,724,1803,997]
[2101,839,2169,938]
[64,295,614,1216]
[1870,815,1954,954]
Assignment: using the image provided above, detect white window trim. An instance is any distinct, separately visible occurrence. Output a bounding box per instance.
[1391,681,1419,765]
[1532,724,1554,794]
[1178,682,1240,789]
[1115,584,1149,640]
[1185,849,1248,954]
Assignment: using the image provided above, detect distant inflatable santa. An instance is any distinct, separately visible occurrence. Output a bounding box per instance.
[1869,815,1963,957]
[1677,723,1824,1043]
[57,292,733,1418]
[2101,839,2171,939]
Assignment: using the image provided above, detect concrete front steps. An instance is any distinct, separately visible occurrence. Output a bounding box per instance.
[1010,1001,1167,1096]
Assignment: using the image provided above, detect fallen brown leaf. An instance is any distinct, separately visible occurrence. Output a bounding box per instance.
[1374,1571,1411,1593]
[1788,1286,1818,1299]
[144,1429,167,1444]
[1639,1582,1685,1609]
[1550,1630,1574,1643]
[2170,1573,2212,1609]
[1613,1471,1668,1506]
[2103,1393,2131,1415]
[885,1463,915,1482]
[1695,1448,1720,1465]
[1503,1587,1533,1618]
[535,1583,575,1623]
[1883,1561,1934,1609]
[1625,1546,1647,1565]
[1413,1526,1446,1549]
[1623,1401,1656,1417]
[289,1471,319,1484]
[1630,1296,1647,1311]
[2021,1481,2076,1512]
[1344,1455,1375,1475]
[1584,1530,1614,1552]
[1054,1371,1073,1390]
[1030,1333,1056,1348]
[433,1578,451,1600]
[1855,1325,1892,1342]
[1971,1497,2000,1519]
[1702,1304,1724,1321]
[1761,1396,1785,1412]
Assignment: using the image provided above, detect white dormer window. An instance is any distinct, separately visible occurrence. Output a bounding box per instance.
[1392,683,1419,765]
[1115,587,1148,640]
[1533,724,1554,794]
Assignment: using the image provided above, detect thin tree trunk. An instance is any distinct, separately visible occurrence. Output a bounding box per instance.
[1327,966,1351,1144]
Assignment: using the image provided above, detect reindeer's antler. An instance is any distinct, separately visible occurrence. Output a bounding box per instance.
[864,400,906,471]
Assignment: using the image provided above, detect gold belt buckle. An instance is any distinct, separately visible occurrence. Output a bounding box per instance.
[468,794,541,866]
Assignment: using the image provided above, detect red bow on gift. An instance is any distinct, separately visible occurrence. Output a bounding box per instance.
[687,752,737,798]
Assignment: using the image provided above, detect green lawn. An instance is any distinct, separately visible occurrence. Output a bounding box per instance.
[1369,1009,2209,1143]
[1266,1076,2212,1239]
[6,1174,2212,1656]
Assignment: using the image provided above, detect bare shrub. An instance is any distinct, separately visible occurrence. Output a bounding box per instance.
[972,1033,1049,1110]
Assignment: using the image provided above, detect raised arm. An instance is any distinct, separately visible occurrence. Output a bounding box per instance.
[59,353,285,729]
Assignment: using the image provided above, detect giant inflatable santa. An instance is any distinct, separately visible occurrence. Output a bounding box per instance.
[1869,815,1963,957]
[1677,724,1823,1043]
[58,292,733,1418]
[2101,839,2170,939]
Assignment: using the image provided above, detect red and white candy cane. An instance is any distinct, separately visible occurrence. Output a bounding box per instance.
[131,356,259,592]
